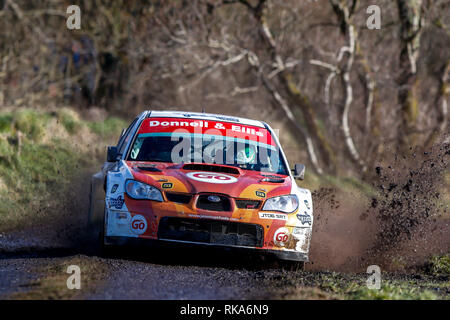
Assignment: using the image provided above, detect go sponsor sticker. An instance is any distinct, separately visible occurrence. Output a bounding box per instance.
[130,215,147,235]
[186,172,237,184]
[273,227,290,247]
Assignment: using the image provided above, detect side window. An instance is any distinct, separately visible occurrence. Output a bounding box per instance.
[117,118,138,156]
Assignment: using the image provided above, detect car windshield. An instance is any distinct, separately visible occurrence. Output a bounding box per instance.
[127,132,288,175]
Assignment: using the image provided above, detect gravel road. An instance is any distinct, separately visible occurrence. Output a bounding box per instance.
[0,235,309,300]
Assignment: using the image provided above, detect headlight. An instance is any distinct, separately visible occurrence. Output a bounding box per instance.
[262,195,299,213]
[125,180,163,201]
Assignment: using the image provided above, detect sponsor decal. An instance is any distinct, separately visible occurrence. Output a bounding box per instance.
[137,118,273,144]
[162,182,173,189]
[111,184,119,194]
[207,195,221,203]
[130,215,147,235]
[304,199,311,210]
[145,120,265,137]
[115,212,129,225]
[109,195,124,209]
[115,212,127,219]
[259,212,288,221]
[187,214,239,222]
[297,212,312,225]
[274,227,290,247]
[293,227,309,236]
[186,172,238,184]
[255,190,266,198]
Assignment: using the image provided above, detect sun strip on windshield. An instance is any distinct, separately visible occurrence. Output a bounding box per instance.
[136,132,277,151]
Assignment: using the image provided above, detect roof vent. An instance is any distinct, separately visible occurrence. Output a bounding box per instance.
[182,163,240,175]
[137,165,161,172]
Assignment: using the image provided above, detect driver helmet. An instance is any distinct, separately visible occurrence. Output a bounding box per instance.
[236,144,256,164]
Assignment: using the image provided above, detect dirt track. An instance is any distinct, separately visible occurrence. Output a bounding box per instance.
[0,211,448,300]
[1,232,448,300]
[0,249,292,300]
[0,145,449,300]
[0,229,337,300]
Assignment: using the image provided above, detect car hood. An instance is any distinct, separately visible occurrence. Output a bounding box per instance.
[125,161,292,199]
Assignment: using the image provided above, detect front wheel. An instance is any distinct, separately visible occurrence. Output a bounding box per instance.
[86,204,108,256]
[96,208,116,257]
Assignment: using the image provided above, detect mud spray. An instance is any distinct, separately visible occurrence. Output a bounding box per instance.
[0,168,93,253]
[309,139,450,273]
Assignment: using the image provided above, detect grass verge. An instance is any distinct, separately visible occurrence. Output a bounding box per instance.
[265,269,449,300]
[0,108,127,231]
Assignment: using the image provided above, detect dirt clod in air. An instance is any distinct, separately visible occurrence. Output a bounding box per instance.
[309,140,449,273]
[368,142,450,271]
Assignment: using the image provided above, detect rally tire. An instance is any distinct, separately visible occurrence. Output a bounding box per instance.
[97,208,116,257]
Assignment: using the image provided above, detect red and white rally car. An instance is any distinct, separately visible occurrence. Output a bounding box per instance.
[88,111,313,265]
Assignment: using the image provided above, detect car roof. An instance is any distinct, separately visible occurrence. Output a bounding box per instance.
[146,110,266,128]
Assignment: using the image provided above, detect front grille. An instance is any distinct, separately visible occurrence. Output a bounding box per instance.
[166,192,192,204]
[158,217,264,247]
[235,199,261,209]
[196,194,231,211]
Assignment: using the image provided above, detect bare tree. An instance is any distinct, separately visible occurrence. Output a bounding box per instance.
[396,0,424,150]
[311,0,367,171]
[216,0,337,174]
[2,0,449,178]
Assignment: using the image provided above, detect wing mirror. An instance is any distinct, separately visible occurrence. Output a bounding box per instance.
[107,146,119,162]
[292,164,305,180]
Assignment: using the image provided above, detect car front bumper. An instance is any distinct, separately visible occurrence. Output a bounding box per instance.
[105,194,313,262]
[104,235,309,262]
